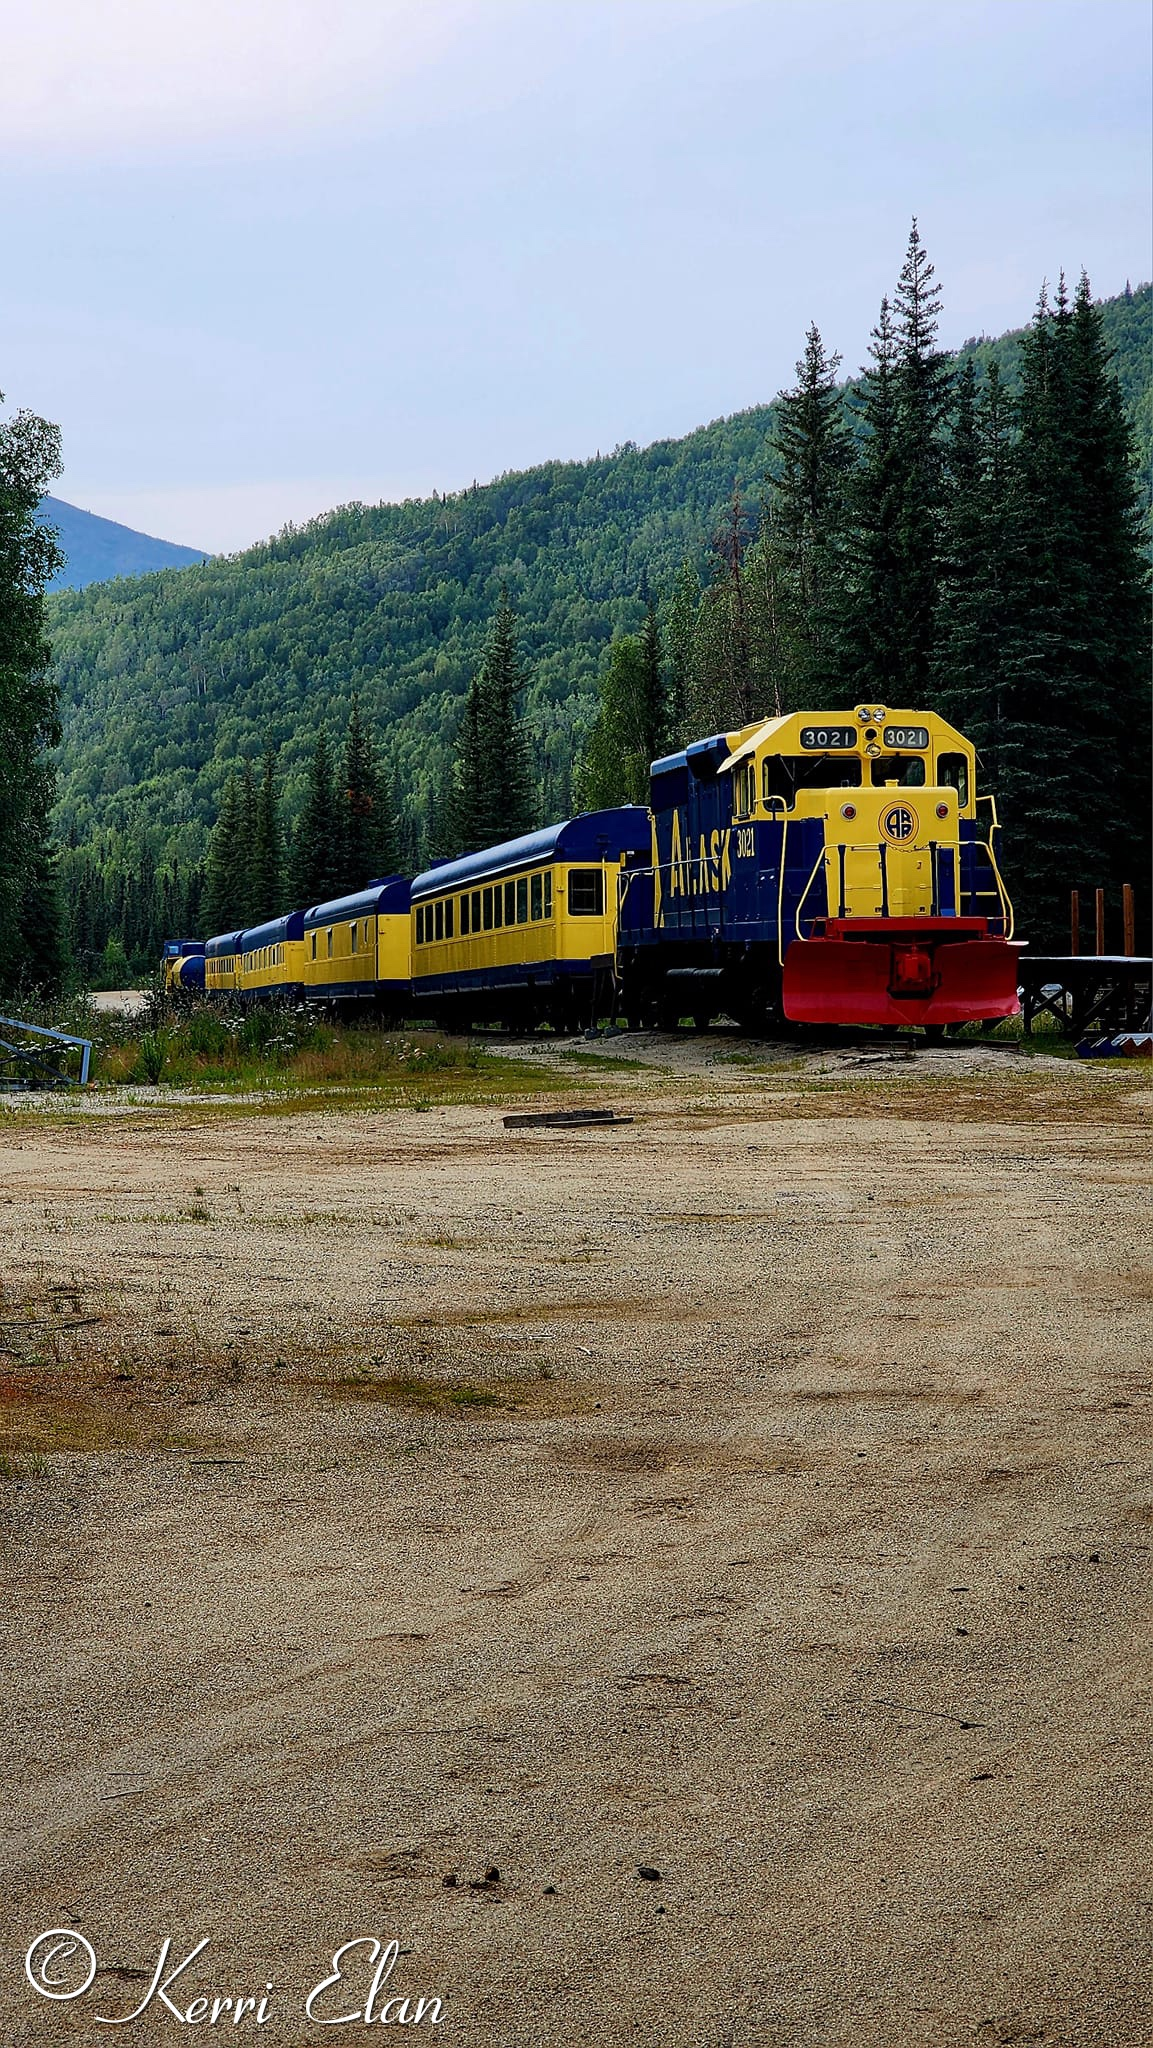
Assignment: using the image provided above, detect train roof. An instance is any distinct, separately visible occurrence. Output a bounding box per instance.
[241,911,305,951]
[303,874,410,929]
[411,810,650,900]
[205,930,245,958]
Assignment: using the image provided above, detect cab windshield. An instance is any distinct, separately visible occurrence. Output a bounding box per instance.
[762,754,862,807]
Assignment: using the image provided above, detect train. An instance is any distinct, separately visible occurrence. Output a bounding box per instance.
[163,704,1022,1033]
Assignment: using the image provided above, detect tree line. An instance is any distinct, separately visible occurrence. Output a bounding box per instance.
[575,225,1150,946]
[0,231,1147,995]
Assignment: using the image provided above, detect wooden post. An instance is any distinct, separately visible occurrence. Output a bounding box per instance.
[1095,887,1106,956]
[1122,883,1135,958]
[1070,889,1080,956]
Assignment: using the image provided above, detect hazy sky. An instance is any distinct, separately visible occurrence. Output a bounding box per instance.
[2,0,1149,553]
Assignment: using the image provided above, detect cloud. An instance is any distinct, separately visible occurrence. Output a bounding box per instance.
[0,0,480,156]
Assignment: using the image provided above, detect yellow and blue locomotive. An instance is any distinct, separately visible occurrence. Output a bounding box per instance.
[618,704,1018,1029]
[163,706,1020,1033]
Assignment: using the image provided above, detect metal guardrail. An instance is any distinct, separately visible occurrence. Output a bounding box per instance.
[0,1015,93,1089]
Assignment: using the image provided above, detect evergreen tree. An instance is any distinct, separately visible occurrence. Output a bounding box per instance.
[249,745,283,918]
[203,773,246,932]
[767,322,853,700]
[447,588,535,851]
[1067,271,1151,924]
[337,697,400,888]
[891,218,952,694]
[580,634,652,808]
[237,761,258,921]
[665,561,700,748]
[0,395,65,997]
[931,357,1014,767]
[694,488,759,732]
[639,588,667,767]
[840,223,953,701]
[991,276,1152,945]
[838,296,905,695]
[289,729,339,906]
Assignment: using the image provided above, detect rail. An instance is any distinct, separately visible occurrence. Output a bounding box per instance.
[0,1015,93,1089]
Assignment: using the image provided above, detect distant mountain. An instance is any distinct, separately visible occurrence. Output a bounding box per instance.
[39,495,209,590]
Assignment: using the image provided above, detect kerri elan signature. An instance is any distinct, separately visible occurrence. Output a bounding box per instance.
[24,1930,444,2027]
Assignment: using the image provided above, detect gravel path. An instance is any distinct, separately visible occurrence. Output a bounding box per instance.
[1,1056,1150,2046]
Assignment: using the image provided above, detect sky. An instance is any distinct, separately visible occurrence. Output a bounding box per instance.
[1,0,1149,554]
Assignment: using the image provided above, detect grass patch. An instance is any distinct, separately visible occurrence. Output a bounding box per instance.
[321,1373,506,1412]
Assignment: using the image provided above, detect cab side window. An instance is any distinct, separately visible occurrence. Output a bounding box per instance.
[937,753,970,807]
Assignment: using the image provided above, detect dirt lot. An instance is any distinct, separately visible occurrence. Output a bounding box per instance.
[2,1045,1151,2047]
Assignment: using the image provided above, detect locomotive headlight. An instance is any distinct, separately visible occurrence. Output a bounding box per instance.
[872,708,885,724]
[856,707,871,723]
[865,740,880,757]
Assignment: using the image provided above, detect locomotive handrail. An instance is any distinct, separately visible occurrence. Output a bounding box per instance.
[794,848,827,943]
[978,834,1015,940]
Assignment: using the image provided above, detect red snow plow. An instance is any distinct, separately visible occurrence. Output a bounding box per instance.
[781,918,1023,1027]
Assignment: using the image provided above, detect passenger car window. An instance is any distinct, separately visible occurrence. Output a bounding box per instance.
[530,873,543,920]
[516,878,528,923]
[569,869,604,916]
[445,899,454,938]
[504,880,515,924]
[483,887,494,931]
[434,901,444,941]
[471,890,481,929]
[544,873,553,918]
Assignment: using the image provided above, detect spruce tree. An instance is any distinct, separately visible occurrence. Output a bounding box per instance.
[931,356,1013,766]
[580,635,652,808]
[768,322,853,700]
[639,589,667,767]
[694,489,759,732]
[993,275,1151,945]
[203,774,246,931]
[448,589,535,851]
[249,746,283,918]
[237,760,258,922]
[289,729,339,906]
[665,561,700,748]
[838,296,906,695]
[0,396,65,997]
[891,219,952,694]
[337,697,400,888]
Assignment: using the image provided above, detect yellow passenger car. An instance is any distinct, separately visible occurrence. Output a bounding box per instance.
[410,812,651,1029]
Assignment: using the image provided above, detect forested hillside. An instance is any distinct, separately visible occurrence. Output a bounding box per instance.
[48,279,1150,964]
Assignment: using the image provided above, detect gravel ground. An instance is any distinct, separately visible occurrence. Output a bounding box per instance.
[1,1048,1150,2047]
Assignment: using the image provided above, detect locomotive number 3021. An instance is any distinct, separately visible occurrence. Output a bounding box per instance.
[735,827,756,858]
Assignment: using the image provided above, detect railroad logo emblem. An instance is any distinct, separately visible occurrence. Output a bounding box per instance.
[881,803,918,843]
